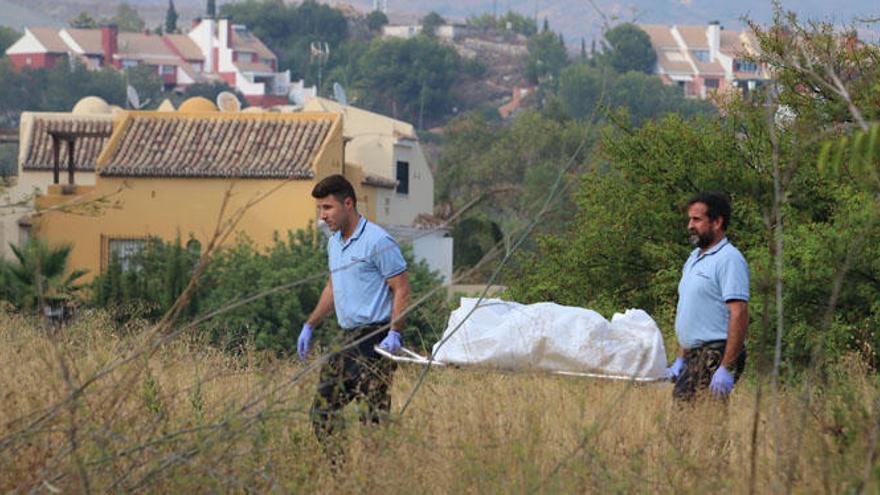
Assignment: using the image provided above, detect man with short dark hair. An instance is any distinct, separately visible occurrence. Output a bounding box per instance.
[298,174,410,454]
[666,192,749,401]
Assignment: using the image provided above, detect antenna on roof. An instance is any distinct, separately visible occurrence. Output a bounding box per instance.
[216,91,242,112]
[332,82,348,106]
[309,41,330,96]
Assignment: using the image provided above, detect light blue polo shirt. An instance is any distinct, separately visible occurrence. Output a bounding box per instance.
[675,237,749,349]
[328,216,408,330]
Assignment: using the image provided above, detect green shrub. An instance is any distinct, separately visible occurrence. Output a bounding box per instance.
[90,227,448,354]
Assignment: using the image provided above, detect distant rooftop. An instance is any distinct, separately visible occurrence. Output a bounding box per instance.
[98,113,336,179]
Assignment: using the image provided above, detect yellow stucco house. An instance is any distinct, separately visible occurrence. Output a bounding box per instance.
[2,97,118,259]
[28,97,371,282]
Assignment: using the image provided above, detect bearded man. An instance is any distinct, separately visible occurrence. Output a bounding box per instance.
[665,192,750,401]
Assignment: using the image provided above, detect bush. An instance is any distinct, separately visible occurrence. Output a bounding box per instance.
[505,110,880,372]
[90,227,448,354]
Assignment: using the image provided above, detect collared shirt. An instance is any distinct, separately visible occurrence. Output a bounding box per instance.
[674,237,749,349]
[327,216,408,329]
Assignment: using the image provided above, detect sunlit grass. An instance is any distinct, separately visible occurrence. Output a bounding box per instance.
[1,309,878,493]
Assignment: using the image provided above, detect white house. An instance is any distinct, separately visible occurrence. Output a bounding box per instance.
[302,96,434,227]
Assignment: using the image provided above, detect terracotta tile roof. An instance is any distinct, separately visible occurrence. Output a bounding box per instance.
[640,25,694,75]
[232,29,275,60]
[657,49,694,74]
[29,28,70,53]
[23,115,114,172]
[693,60,726,75]
[235,60,275,73]
[640,24,679,48]
[65,28,102,54]
[99,113,335,179]
[163,33,204,61]
[675,25,709,48]
[140,56,184,67]
[118,33,177,60]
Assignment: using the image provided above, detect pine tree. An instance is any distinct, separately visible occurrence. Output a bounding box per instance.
[165,0,178,34]
[207,0,216,18]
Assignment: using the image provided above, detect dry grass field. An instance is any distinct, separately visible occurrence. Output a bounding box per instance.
[1,309,878,494]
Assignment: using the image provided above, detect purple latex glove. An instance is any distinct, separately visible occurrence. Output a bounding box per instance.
[378,330,402,354]
[709,366,735,397]
[666,356,686,382]
[297,323,313,360]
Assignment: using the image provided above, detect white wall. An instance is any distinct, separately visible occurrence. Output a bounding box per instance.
[413,232,453,283]
[5,29,46,55]
[382,25,421,39]
[188,18,214,73]
[303,97,435,226]
[385,139,433,226]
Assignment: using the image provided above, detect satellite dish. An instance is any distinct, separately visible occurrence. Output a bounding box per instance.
[126,84,148,109]
[332,82,348,105]
[216,91,242,112]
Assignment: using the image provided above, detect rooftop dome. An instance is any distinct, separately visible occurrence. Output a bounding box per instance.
[178,96,218,113]
[72,96,111,115]
[156,99,176,112]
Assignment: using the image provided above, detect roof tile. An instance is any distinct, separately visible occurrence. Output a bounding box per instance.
[163,33,204,61]
[29,27,70,53]
[99,114,334,179]
[232,29,275,60]
[65,28,103,54]
[24,116,114,171]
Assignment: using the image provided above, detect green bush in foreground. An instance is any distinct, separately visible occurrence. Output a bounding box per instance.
[89,227,447,354]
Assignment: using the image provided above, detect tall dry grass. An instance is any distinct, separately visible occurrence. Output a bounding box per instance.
[1,310,878,494]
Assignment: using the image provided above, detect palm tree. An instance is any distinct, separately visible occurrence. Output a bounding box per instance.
[2,238,87,315]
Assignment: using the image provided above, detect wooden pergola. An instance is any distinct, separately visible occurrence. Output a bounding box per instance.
[48,129,113,185]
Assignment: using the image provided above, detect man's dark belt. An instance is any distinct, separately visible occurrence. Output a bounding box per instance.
[341,321,390,355]
[345,320,389,336]
[691,339,727,352]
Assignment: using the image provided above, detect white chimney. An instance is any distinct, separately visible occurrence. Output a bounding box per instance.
[218,18,231,50]
[187,18,214,72]
[203,18,215,73]
[707,21,721,62]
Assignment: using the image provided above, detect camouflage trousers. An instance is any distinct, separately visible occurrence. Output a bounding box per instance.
[672,339,746,402]
[310,323,398,449]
